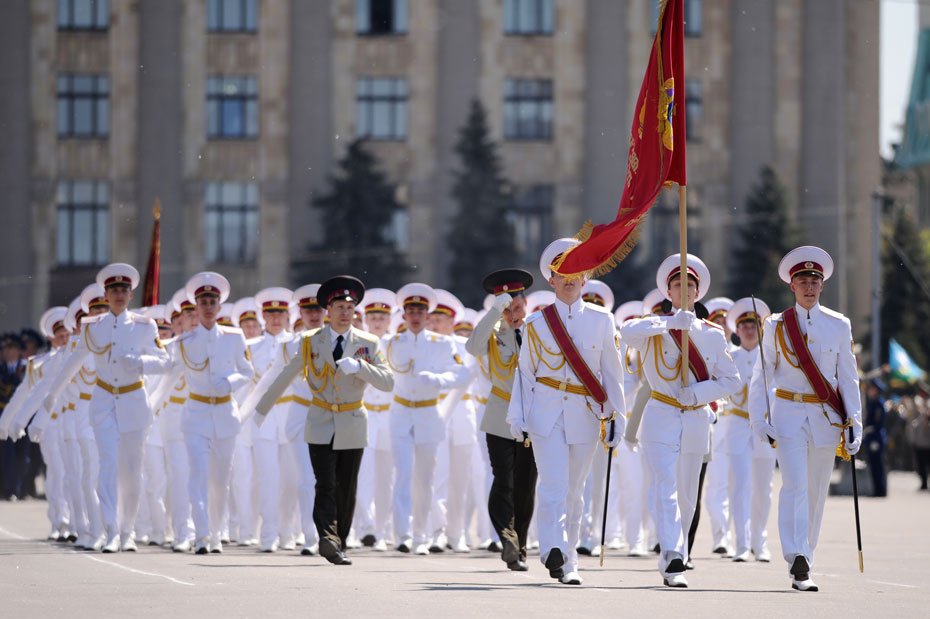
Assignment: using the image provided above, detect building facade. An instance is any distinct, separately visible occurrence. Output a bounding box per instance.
[0,0,879,340]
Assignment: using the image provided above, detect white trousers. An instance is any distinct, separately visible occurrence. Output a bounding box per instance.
[229,442,256,542]
[63,437,88,538]
[164,439,194,543]
[775,420,836,568]
[142,444,168,542]
[751,455,775,553]
[445,442,474,542]
[92,415,144,540]
[618,441,645,550]
[286,436,317,544]
[253,438,288,546]
[531,416,598,575]
[39,423,68,532]
[392,433,439,545]
[642,440,703,575]
[428,439,449,538]
[78,436,103,538]
[184,432,235,544]
[584,444,623,546]
[356,445,394,540]
[704,448,731,550]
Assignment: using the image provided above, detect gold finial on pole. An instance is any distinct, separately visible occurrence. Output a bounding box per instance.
[153,198,162,220]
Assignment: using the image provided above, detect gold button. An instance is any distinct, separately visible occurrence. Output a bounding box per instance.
[563,396,568,401]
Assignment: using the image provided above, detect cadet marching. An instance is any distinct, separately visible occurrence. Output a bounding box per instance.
[0,243,863,591]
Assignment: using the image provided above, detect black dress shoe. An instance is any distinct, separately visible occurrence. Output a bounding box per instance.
[396,542,410,553]
[319,538,353,566]
[712,545,729,554]
[500,540,520,566]
[652,544,661,554]
[429,543,444,553]
[507,560,529,572]
[790,555,811,580]
[487,541,502,553]
[361,534,376,547]
[545,548,565,580]
[666,558,686,574]
[67,534,78,543]
[576,545,591,556]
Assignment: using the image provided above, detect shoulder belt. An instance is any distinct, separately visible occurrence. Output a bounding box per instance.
[669,329,718,412]
[540,304,607,404]
[781,307,847,422]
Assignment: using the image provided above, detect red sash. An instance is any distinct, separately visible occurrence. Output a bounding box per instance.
[669,329,718,412]
[781,307,847,423]
[541,304,608,404]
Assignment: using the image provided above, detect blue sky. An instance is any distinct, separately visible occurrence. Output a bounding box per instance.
[882,0,919,159]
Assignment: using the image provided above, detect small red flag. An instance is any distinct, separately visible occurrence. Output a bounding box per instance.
[142,200,161,306]
[553,0,687,277]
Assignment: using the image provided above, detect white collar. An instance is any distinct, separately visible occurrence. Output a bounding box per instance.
[795,302,821,319]
[554,296,585,316]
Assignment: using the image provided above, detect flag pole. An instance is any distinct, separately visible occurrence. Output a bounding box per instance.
[679,185,689,387]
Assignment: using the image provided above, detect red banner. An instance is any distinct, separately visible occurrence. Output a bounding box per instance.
[142,200,161,306]
[553,0,687,277]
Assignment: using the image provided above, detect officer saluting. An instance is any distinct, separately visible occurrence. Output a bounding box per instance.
[749,246,861,592]
[507,238,627,586]
[244,276,394,566]
[465,268,535,571]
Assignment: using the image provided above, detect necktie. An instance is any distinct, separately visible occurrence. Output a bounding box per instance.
[333,335,344,361]
[514,328,522,349]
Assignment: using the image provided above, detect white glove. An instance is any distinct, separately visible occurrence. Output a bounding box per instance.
[211,376,231,396]
[493,293,514,313]
[676,385,698,407]
[0,427,7,441]
[509,420,528,441]
[752,420,777,445]
[417,371,442,388]
[605,430,622,449]
[666,309,696,331]
[337,357,361,375]
[846,429,862,456]
[28,423,43,443]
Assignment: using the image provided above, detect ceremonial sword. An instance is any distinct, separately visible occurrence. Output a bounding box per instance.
[750,295,776,448]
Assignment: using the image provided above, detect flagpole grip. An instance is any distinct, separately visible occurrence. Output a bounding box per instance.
[679,185,689,387]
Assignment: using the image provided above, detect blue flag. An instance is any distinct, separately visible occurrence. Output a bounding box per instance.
[889,339,926,386]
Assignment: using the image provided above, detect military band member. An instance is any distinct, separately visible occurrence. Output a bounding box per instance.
[152,272,254,554]
[465,268,535,571]
[620,254,739,587]
[386,283,470,555]
[42,264,170,552]
[724,296,775,563]
[245,276,394,565]
[508,239,627,586]
[748,246,861,592]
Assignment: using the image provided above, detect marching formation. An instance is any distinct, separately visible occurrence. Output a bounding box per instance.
[0,241,862,592]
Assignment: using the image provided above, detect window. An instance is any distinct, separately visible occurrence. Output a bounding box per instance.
[685,79,702,142]
[57,74,109,137]
[650,0,701,36]
[504,78,553,141]
[356,0,407,35]
[57,0,108,31]
[511,185,554,266]
[503,0,554,35]
[207,76,259,138]
[207,0,258,33]
[56,181,109,266]
[205,182,260,264]
[356,77,407,140]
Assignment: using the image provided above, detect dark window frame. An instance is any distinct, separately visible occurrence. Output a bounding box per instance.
[57,0,109,32]
[206,76,259,139]
[204,182,260,265]
[355,0,408,36]
[355,77,408,141]
[57,73,110,138]
[207,0,259,33]
[56,180,110,267]
[504,78,554,142]
[685,78,702,143]
[511,184,554,266]
[503,0,555,36]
